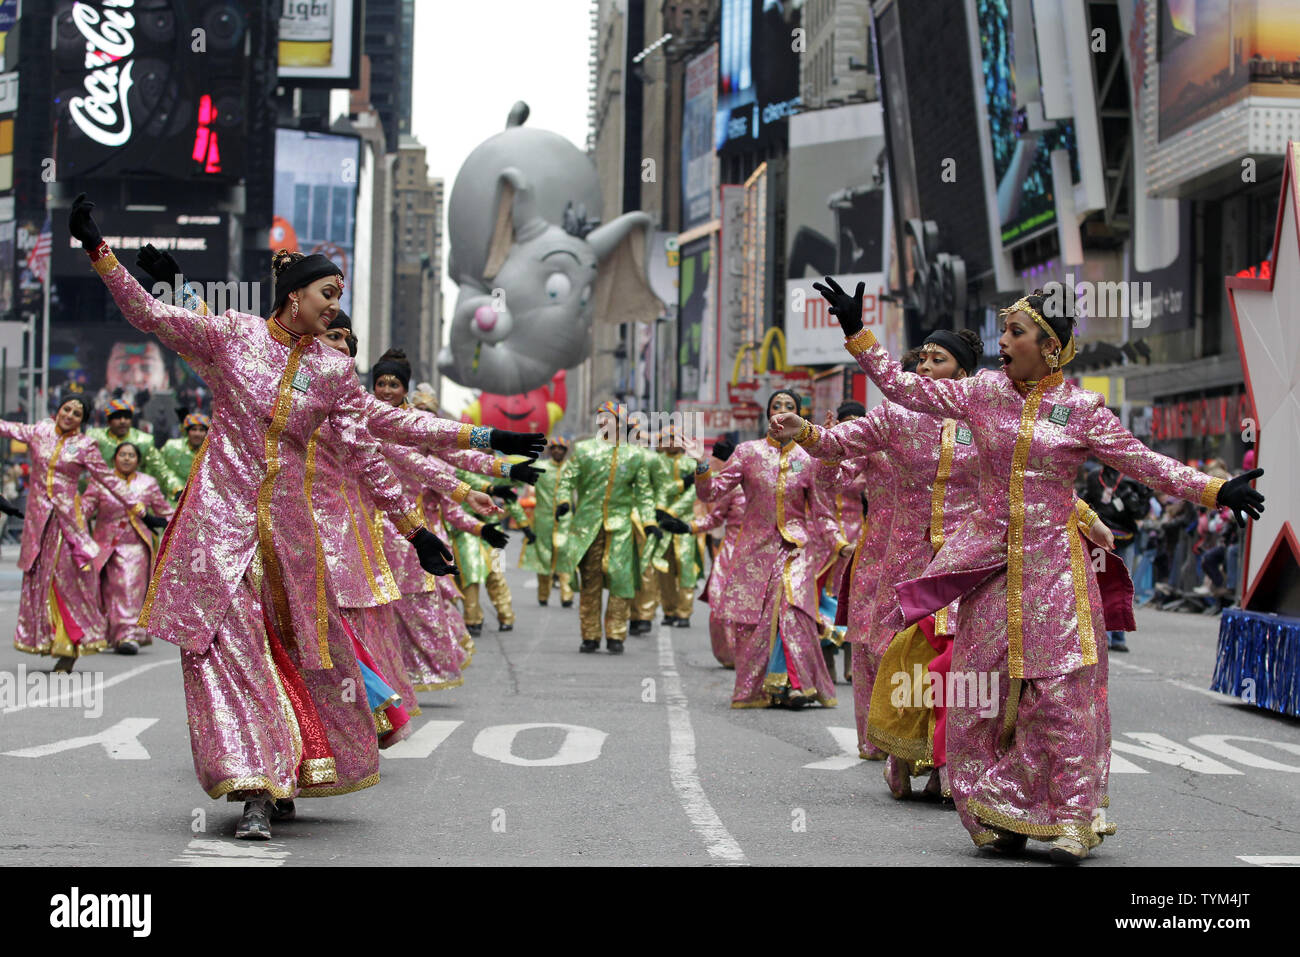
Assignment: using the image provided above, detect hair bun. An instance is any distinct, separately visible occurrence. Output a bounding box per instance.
[271,249,304,278]
[378,347,409,363]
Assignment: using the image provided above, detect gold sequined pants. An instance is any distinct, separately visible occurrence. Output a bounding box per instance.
[461,582,484,626]
[657,549,694,619]
[538,572,573,604]
[578,529,630,641]
[633,563,659,621]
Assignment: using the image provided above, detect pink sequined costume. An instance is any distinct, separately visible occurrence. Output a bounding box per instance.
[89,244,475,801]
[840,327,1225,851]
[697,438,838,708]
[693,484,745,668]
[0,418,131,661]
[83,469,174,650]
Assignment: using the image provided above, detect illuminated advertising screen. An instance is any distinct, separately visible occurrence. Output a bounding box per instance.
[1158,0,1300,141]
[51,1,250,181]
[273,128,361,315]
[682,44,719,229]
[716,0,801,155]
[50,209,231,282]
[976,0,1079,246]
[278,0,361,86]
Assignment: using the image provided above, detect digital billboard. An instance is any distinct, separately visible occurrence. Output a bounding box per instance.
[278,0,362,86]
[976,0,1079,246]
[51,1,251,181]
[716,0,801,155]
[682,44,718,230]
[50,209,231,282]
[273,128,361,315]
[1158,0,1300,141]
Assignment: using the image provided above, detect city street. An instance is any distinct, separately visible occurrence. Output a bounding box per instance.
[1,554,1296,868]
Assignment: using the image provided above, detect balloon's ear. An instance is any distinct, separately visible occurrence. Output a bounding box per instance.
[588,212,662,325]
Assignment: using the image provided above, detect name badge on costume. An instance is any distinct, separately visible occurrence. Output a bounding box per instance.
[955,426,973,446]
[1048,404,1071,426]
[791,458,805,473]
[291,370,311,393]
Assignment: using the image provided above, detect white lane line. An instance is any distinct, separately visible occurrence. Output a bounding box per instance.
[172,839,291,867]
[1109,659,1244,703]
[803,727,862,770]
[2,658,178,715]
[656,626,747,865]
[1237,856,1300,867]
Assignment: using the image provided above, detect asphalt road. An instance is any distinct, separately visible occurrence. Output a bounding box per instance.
[0,550,1297,868]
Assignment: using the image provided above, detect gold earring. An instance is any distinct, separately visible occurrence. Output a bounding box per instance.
[1046,350,1060,370]
[291,299,299,321]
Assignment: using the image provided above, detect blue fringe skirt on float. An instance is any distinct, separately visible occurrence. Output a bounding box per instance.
[1211,608,1300,717]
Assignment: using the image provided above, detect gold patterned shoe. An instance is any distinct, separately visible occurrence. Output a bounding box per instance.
[1048,836,1089,864]
[883,755,912,799]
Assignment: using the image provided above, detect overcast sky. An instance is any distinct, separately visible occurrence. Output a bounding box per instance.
[409,1,594,416]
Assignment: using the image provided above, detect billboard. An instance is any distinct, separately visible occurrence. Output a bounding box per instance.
[976,0,1079,246]
[784,103,890,365]
[1157,0,1300,141]
[278,0,362,86]
[51,1,251,181]
[682,44,719,230]
[677,236,713,401]
[717,0,801,155]
[51,209,231,282]
[272,128,361,315]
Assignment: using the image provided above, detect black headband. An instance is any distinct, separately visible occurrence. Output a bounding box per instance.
[272,254,343,314]
[372,359,410,391]
[837,401,865,420]
[922,329,979,375]
[328,310,352,331]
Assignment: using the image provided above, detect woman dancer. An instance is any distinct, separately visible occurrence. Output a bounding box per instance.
[74,195,543,839]
[83,442,173,656]
[692,480,745,668]
[778,280,1264,862]
[0,396,135,671]
[697,390,838,709]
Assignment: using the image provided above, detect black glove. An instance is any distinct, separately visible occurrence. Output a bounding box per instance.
[481,521,508,549]
[712,440,735,462]
[0,496,23,519]
[68,193,103,250]
[490,429,546,459]
[489,484,518,503]
[141,513,168,531]
[410,528,457,576]
[645,525,663,540]
[522,526,537,545]
[509,462,541,485]
[137,243,183,287]
[680,471,696,489]
[555,502,571,518]
[1216,468,1265,527]
[655,509,691,535]
[810,276,866,336]
[175,406,190,425]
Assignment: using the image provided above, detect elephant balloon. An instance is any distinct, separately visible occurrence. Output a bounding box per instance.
[439,102,664,394]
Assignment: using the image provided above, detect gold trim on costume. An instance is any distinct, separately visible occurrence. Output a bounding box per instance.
[930,419,956,554]
[774,445,798,546]
[599,443,620,575]
[303,433,330,663]
[1068,520,1098,666]
[140,438,208,626]
[1201,476,1226,508]
[298,756,338,786]
[967,798,1115,848]
[363,501,403,602]
[393,508,424,538]
[256,333,330,666]
[92,252,121,276]
[1005,372,1062,678]
[297,771,381,798]
[412,676,465,692]
[344,484,387,603]
[46,434,69,498]
[844,328,877,357]
[209,776,298,801]
[998,677,1022,752]
[450,481,472,503]
[456,423,474,449]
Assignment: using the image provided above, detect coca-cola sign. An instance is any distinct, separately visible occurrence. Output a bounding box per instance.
[68,1,137,148]
[52,0,249,181]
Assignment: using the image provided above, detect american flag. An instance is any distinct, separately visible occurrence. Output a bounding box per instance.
[25,216,51,283]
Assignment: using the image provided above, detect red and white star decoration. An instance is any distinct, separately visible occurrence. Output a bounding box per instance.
[1225,141,1300,610]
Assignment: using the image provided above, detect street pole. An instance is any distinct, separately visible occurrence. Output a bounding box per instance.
[39,255,50,422]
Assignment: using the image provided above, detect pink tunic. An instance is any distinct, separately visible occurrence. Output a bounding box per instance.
[83,470,174,648]
[92,252,470,668]
[694,485,746,668]
[802,400,981,648]
[0,419,131,657]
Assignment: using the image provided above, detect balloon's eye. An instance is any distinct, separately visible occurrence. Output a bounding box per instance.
[545,273,571,301]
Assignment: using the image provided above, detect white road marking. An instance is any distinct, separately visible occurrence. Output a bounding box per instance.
[2,717,159,760]
[172,839,291,867]
[803,727,862,770]
[379,720,462,759]
[1110,733,1242,775]
[1238,856,1300,867]
[1109,659,1155,674]
[471,723,607,767]
[656,626,747,865]
[1164,678,1241,702]
[2,658,177,715]
[1187,735,1300,771]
